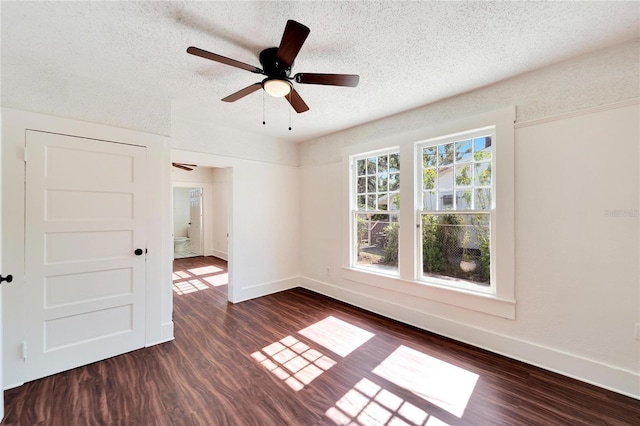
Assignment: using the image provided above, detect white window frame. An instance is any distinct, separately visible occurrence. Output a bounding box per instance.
[416,126,496,294]
[350,147,401,276]
[342,107,515,319]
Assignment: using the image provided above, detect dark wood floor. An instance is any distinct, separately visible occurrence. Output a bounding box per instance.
[2,255,639,425]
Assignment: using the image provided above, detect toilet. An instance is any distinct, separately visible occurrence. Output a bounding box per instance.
[174,236,190,253]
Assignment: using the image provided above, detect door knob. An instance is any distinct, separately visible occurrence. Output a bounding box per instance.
[0,274,13,284]
[134,249,143,256]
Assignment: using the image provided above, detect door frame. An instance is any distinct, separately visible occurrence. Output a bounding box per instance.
[1,108,174,390]
[188,187,204,256]
[0,109,5,420]
[171,151,233,302]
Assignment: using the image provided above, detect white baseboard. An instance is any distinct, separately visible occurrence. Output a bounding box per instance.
[209,249,228,261]
[299,276,640,400]
[146,321,175,347]
[161,321,174,343]
[4,380,25,391]
[232,276,299,303]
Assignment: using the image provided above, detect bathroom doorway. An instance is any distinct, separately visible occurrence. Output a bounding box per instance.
[171,152,232,301]
[173,186,204,258]
[171,165,229,263]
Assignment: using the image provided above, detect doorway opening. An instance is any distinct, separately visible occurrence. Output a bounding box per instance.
[171,160,232,300]
[173,186,203,259]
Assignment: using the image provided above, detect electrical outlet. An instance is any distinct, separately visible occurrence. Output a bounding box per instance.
[636,323,640,340]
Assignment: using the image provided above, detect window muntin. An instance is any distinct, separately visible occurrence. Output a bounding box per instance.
[422,135,492,211]
[353,151,400,273]
[418,129,495,291]
[356,153,400,212]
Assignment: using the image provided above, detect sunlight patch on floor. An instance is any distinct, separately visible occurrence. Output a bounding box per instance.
[299,316,375,357]
[173,271,191,280]
[204,273,228,286]
[372,345,478,418]
[172,265,227,294]
[251,335,336,391]
[172,279,209,295]
[326,378,450,426]
[188,265,224,276]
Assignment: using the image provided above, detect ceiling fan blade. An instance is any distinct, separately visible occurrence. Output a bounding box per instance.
[187,46,263,74]
[286,88,310,113]
[294,73,360,87]
[276,20,310,67]
[172,163,194,171]
[221,83,263,102]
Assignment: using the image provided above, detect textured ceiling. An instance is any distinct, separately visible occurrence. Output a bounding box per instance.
[2,1,639,142]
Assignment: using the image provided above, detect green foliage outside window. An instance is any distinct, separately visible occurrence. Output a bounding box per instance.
[356,215,367,252]
[472,215,491,281]
[382,222,399,264]
[422,213,491,283]
[422,215,446,273]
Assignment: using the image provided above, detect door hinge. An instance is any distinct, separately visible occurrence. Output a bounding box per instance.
[23,146,28,162]
[22,340,27,360]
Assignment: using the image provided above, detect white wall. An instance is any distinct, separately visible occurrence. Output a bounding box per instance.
[173,187,191,238]
[171,117,300,303]
[299,41,640,398]
[211,168,230,260]
[1,108,173,389]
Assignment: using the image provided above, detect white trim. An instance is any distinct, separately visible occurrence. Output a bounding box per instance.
[299,276,639,399]
[299,159,342,169]
[341,267,515,319]
[148,321,175,347]
[415,126,496,294]
[349,148,402,275]
[171,149,235,303]
[170,145,299,168]
[514,98,639,129]
[414,125,496,147]
[231,277,300,304]
[0,108,3,421]
[210,249,228,261]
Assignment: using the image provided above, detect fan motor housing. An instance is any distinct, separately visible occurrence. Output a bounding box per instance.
[259,47,291,79]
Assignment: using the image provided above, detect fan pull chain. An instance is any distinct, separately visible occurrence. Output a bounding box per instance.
[262,90,266,125]
[288,92,292,131]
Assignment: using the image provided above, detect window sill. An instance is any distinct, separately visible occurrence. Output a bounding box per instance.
[341,267,515,319]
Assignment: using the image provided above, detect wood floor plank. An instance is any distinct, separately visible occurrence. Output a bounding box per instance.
[2,255,639,425]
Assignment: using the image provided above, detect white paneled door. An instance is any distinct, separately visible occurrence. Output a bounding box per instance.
[0,112,4,420]
[24,131,147,381]
[189,187,203,255]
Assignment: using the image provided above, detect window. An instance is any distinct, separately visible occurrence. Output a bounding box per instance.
[344,107,515,318]
[352,150,400,274]
[418,128,495,292]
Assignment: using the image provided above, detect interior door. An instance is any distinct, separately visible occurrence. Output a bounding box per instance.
[189,187,203,255]
[0,111,4,420]
[24,130,147,381]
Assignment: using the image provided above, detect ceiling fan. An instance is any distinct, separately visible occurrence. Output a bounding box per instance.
[172,162,197,171]
[186,20,359,113]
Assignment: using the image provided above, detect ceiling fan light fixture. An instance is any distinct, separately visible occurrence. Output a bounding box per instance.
[263,78,292,97]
